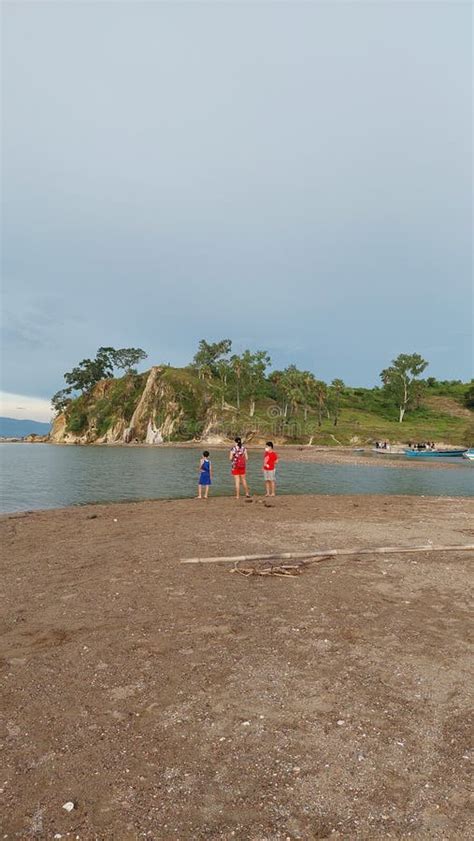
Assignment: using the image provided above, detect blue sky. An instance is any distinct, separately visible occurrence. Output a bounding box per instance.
[1,0,472,420]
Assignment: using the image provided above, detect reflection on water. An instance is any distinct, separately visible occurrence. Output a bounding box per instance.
[0,443,472,513]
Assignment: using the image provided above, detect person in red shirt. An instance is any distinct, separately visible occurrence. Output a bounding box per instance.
[263,441,278,497]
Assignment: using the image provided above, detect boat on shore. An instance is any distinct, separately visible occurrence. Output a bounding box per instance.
[405,448,467,458]
[372,446,404,455]
[462,449,474,461]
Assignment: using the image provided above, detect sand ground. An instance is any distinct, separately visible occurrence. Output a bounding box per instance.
[1,495,473,840]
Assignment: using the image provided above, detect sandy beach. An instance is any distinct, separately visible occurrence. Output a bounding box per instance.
[1,495,473,839]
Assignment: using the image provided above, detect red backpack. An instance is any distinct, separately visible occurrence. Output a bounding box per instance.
[233,447,246,470]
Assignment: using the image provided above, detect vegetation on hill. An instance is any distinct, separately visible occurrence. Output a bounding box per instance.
[50,342,473,445]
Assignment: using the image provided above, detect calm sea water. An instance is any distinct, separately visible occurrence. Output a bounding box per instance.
[0,443,472,513]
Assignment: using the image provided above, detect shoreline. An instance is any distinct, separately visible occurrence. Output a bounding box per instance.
[2,488,474,521]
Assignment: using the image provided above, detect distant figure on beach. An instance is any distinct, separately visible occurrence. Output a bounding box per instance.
[230,437,250,499]
[197,450,212,499]
[263,441,278,496]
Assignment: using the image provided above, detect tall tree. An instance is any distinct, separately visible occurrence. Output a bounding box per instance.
[63,347,115,394]
[380,353,428,422]
[279,366,304,417]
[301,371,316,421]
[51,388,73,415]
[230,354,243,410]
[215,359,232,409]
[52,346,138,409]
[240,350,271,417]
[329,378,345,426]
[193,339,232,379]
[112,347,147,375]
[312,380,327,427]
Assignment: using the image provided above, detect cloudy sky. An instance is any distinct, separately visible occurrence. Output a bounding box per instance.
[2,0,472,421]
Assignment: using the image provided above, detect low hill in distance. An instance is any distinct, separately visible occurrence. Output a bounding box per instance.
[0,417,51,439]
[50,366,474,447]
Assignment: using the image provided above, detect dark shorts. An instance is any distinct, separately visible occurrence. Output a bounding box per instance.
[199,474,211,486]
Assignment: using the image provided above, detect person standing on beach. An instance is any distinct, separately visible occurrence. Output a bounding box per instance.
[230,437,250,499]
[263,441,278,496]
[197,450,212,499]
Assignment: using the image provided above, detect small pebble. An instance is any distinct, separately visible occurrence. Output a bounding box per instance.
[62,802,75,812]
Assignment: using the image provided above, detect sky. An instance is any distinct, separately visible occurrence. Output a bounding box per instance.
[1,0,472,421]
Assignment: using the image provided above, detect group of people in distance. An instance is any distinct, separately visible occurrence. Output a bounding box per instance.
[197,437,278,500]
[408,441,436,451]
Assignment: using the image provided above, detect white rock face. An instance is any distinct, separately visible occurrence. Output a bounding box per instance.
[146,419,163,444]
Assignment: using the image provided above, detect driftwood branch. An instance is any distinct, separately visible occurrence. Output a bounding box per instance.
[181,544,474,565]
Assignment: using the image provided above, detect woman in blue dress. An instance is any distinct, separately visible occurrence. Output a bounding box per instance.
[197,450,212,499]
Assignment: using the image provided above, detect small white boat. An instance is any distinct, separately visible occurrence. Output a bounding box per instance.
[462,449,474,461]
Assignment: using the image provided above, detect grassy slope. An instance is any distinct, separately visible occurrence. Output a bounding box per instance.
[63,369,473,445]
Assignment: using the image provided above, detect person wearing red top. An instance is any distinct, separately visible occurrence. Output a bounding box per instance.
[263,441,278,497]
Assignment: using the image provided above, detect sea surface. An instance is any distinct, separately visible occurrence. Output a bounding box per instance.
[0,443,472,513]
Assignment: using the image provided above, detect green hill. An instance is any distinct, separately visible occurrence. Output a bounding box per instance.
[50,366,473,447]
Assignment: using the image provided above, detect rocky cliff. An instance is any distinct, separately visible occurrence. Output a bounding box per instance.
[50,366,222,445]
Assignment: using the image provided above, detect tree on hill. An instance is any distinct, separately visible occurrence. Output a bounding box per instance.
[464,383,474,409]
[51,388,73,415]
[112,347,148,375]
[230,354,243,409]
[279,366,305,417]
[192,339,232,379]
[380,353,428,422]
[312,380,328,427]
[242,350,271,417]
[51,346,147,413]
[63,346,115,394]
[329,378,345,426]
[215,359,232,408]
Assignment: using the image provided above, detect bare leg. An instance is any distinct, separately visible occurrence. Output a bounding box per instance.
[204,486,209,499]
[197,485,202,499]
[234,475,240,499]
[265,480,271,496]
[242,476,250,497]
[270,480,276,497]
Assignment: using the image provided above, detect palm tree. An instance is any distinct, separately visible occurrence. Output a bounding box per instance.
[313,380,327,427]
[231,355,243,410]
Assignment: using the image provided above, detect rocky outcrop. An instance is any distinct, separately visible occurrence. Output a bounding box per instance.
[50,366,209,445]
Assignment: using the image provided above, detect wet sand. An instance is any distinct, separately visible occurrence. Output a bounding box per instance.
[1,495,473,839]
